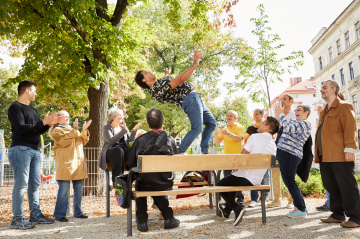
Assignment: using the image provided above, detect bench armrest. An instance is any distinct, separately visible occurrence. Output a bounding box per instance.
[271,155,279,168]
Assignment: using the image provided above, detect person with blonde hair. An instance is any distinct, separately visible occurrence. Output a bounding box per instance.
[50,110,92,222]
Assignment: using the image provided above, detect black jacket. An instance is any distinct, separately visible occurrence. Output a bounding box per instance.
[125,131,177,191]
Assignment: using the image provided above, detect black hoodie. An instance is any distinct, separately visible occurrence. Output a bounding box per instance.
[125,131,177,191]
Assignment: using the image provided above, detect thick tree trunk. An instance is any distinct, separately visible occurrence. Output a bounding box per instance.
[83,76,110,195]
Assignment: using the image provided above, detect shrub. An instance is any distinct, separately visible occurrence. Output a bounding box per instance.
[280,171,360,197]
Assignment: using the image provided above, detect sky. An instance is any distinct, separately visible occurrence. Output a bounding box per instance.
[0,0,354,111]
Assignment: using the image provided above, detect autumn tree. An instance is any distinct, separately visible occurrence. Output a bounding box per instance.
[1,0,242,194]
[226,4,304,114]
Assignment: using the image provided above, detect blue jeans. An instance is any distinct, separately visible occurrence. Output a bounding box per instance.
[8,146,42,222]
[250,169,270,202]
[178,92,216,154]
[277,149,306,212]
[325,191,330,206]
[54,180,84,219]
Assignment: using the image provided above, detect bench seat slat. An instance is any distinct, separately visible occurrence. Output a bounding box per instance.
[109,181,214,189]
[133,185,271,197]
[137,154,272,173]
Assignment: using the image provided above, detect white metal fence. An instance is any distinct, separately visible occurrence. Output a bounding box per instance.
[0,146,223,222]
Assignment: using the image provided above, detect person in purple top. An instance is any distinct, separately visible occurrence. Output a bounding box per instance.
[134,50,216,154]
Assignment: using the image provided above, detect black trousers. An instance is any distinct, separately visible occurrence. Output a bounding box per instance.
[136,196,174,223]
[217,174,253,213]
[223,170,243,202]
[319,156,360,224]
[106,146,129,183]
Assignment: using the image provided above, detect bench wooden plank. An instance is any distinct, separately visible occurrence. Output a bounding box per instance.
[137,154,272,173]
[133,185,271,197]
[109,181,214,189]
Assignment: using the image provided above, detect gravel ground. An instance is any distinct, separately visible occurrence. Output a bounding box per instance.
[0,197,359,239]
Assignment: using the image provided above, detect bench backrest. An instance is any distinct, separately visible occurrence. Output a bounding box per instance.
[137,154,275,173]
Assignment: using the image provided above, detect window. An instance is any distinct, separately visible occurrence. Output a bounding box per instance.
[292,94,298,98]
[345,31,350,48]
[329,47,333,62]
[340,69,345,85]
[319,57,323,70]
[331,74,335,80]
[353,95,359,113]
[349,62,354,80]
[337,39,342,55]
[357,22,360,39]
[313,94,316,97]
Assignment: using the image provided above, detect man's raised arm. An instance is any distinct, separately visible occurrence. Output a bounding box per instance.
[170,50,202,89]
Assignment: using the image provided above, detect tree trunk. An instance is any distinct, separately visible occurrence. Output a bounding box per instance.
[83,76,110,195]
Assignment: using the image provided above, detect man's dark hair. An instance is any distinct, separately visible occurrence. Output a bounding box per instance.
[18,80,37,96]
[135,70,150,89]
[254,108,264,115]
[265,116,280,135]
[147,108,163,129]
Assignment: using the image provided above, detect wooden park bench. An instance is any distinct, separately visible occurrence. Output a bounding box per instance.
[122,154,278,237]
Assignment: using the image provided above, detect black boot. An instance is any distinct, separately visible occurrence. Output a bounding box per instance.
[137,222,148,232]
[164,218,180,229]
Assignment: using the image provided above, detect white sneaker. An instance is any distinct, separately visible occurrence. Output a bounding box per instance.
[248,201,257,208]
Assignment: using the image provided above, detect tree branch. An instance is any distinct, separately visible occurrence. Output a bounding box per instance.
[154,46,169,68]
[64,12,87,42]
[95,0,110,22]
[111,0,129,28]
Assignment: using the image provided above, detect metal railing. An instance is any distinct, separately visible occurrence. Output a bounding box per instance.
[0,146,224,221]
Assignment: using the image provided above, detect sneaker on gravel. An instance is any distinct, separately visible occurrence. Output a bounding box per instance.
[248,201,257,208]
[267,200,281,208]
[218,201,230,218]
[287,208,307,218]
[316,204,330,211]
[288,207,308,213]
[10,218,36,230]
[233,208,246,226]
[30,213,55,224]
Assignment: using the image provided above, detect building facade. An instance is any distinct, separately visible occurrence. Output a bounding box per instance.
[308,0,360,171]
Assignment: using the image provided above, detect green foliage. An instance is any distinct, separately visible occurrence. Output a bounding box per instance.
[281,169,360,197]
[226,4,304,108]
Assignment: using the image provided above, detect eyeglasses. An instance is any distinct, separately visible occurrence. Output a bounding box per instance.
[295,109,303,112]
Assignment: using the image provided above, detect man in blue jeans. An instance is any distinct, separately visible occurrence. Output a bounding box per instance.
[135,50,216,154]
[7,80,58,229]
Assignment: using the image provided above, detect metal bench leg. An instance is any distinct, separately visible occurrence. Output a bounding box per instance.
[209,171,213,209]
[214,170,221,216]
[127,198,133,237]
[261,191,266,223]
[106,169,110,218]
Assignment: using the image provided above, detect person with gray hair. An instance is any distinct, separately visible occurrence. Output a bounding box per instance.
[315,80,360,228]
[99,107,141,185]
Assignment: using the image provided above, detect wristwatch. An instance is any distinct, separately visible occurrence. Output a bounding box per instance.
[228,133,232,137]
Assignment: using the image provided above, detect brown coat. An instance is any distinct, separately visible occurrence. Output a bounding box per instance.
[52,127,90,180]
[314,97,358,163]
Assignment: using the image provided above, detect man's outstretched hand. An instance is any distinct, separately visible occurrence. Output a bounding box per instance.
[194,50,202,66]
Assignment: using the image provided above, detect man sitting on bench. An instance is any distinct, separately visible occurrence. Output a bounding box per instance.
[217,116,279,226]
[125,108,180,232]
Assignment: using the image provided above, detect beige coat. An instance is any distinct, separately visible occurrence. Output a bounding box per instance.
[52,127,90,180]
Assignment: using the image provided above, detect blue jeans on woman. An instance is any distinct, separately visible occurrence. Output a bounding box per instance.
[54,180,84,219]
[8,146,42,222]
[178,92,216,154]
[277,148,306,212]
[250,168,270,202]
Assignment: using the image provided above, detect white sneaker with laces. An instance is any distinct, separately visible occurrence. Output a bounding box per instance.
[248,201,257,208]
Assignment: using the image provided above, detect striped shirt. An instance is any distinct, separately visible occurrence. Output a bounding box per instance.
[277,113,311,159]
